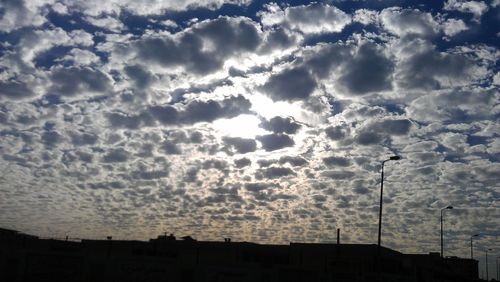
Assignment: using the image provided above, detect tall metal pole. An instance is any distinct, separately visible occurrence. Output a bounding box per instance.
[441,209,444,258]
[471,234,479,259]
[486,249,489,281]
[377,156,401,247]
[471,237,473,259]
[440,206,453,258]
[377,161,385,247]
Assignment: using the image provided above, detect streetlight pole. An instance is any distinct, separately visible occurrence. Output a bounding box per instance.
[471,234,479,259]
[377,155,401,247]
[440,206,453,258]
[486,248,492,281]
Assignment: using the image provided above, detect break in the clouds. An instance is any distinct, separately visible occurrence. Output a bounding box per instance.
[0,0,498,268]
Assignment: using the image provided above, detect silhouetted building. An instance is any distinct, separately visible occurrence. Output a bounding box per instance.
[0,228,479,282]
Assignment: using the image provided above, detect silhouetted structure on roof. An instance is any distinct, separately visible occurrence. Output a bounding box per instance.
[0,228,480,282]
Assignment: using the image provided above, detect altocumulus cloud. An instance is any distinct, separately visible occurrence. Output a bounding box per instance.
[0,0,498,258]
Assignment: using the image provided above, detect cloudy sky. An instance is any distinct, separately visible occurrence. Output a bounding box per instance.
[0,0,499,261]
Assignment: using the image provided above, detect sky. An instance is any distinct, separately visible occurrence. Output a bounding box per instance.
[0,0,499,268]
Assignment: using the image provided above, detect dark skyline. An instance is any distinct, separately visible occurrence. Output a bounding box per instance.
[0,0,498,274]
[0,227,482,282]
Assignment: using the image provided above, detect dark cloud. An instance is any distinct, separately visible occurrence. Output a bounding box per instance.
[355,119,412,145]
[70,132,98,146]
[109,95,251,129]
[262,67,316,101]
[244,182,275,193]
[136,143,154,157]
[351,179,371,195]
[260,27,298,52]
[152,95,251,125]
[234,158,251,168]
[135,17,261,75]
[325,125,348,140]
[321,170,355,180]
[323,156,351,167]
[189,131,203,143]
[75,151,93,163]
[87,181,126,189]
[257,133,294,151]
[0,110,7,123]
[107,112,151,129]
[338,44,394,95]
[164,130,188,143]
[61,151,78,165]
[162,140,182,155]
[257,159,276,167]
[0,80,34,99]
[131,169,169,180]
[41,130,62,147]
[124,65,156,88]
[102,148,129,162]
[181,95,251,124]
[398,49,472,90]
[182,100,225,123]
[312,194,327,203]
[49,67,112,96]
[257,166,296,179]
[278,156,308,166]
[377,119,412,135]
[355,131,383,145]
[304,44,350,78]
[260,116,301,134]
[184,167,199,183]
[353,185,370,195]
[223,137,257,154]
[148,105,179,125]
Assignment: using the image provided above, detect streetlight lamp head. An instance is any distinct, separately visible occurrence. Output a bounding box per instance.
[389,156,401,161]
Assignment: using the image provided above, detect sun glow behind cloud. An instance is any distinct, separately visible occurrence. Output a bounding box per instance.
[212,114,267,138]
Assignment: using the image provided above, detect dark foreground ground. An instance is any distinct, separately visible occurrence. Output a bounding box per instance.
[0,228,484,282]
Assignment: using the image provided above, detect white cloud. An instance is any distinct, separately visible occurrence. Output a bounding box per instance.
[58,48,101,66]
[84,15,125,32]
[51,2,69,14]
[258,3,285,27]
[440,132,468,152]
[442,18,468,37]
[59,0,252,16]
[353,9,379,25]
[444,0,489,20]
[0,0,52,32]
[160,19,179,29]
[259,3,351,34]
[18,28,93,66]
[380,7,439,38]
[493,72,500,85]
